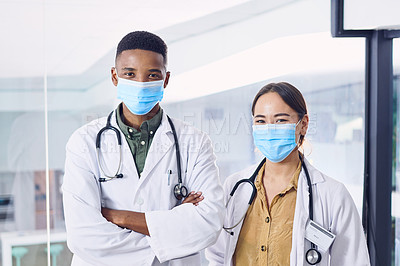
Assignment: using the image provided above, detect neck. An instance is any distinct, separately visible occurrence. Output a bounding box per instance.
[263,150,300,184]
[121,103,160,130]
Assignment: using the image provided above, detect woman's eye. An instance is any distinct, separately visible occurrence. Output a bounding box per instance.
[149,73,160,78]
[276,119,288,123]
[125,72,134,77]
[254,120,265,124]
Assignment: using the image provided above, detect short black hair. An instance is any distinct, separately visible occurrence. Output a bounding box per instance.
[116,31,168,65]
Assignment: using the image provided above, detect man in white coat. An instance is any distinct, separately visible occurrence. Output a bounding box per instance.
[62,31,224,266]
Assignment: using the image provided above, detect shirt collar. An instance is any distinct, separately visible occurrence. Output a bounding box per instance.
[289,160,301,191]
[116,103,163,137]
[255,160,301,192]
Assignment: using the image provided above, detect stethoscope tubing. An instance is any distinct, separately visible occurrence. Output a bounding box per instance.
[167,115,183,185]
[96,112,123,181]
[95,111,187,200]
[224,154,311,227]
[222,153,321,264]
[222,179,256,232]
[222,158,264,234]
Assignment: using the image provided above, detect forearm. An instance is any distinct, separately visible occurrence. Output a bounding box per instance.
[63,189,152,266]
[102,208,149,236]
[101,192,203,236]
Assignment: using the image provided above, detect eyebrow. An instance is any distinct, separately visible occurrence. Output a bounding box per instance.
[121,67,162,73]
[254,113,291,118]
[148,69,162,73]
[274,113,290,117]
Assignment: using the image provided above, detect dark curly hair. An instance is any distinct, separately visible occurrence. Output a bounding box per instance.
[116,31,167,65]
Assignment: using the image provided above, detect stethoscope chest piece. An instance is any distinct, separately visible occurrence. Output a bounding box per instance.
[306,248,322,265]
[174,183,188,200]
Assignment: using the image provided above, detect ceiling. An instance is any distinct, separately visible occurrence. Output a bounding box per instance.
[0,0,249,78]
[3,0,398,110]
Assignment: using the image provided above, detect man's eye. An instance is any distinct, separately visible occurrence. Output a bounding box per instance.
[255,120,265,124]
[125,72,134,77]
[276,119,288,123]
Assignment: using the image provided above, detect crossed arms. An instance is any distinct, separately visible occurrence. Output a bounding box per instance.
[101,191,204,235]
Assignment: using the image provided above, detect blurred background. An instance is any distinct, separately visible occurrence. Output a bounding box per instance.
[0,0,399,265]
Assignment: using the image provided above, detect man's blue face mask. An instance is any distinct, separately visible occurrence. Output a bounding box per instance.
[252,120,301,163]
[116,74,164,115]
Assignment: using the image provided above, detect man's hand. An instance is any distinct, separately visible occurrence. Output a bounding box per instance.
[182,191,204,206]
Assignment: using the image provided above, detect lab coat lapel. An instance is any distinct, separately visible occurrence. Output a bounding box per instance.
[226,166,258,265]
[226,199,245,266]
[290,158,325,265]
[138,113,174,183]
[291,169,309,266]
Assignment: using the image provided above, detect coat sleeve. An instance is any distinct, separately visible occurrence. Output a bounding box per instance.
[62,133,151,266]
[329,183,371,266]
[145,133,225,263]
[205,175,234,266]
[205,233,227,266]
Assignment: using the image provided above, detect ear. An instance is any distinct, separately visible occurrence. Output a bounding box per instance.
[111,67,118,86]
[300,114,309,136]
[163,71,170,89]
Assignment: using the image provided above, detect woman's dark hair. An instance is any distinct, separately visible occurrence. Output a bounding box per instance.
[251,82,308,144]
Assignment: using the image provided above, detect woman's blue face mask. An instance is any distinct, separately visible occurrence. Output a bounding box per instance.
[252,120,301,163]
[116,76,164,115]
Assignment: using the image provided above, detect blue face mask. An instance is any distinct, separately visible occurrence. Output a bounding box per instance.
[116,77,164,115]
[252,121,300,163]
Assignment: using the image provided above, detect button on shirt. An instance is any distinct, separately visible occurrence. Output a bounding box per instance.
[233,161,301,266]
[116,104,163,176]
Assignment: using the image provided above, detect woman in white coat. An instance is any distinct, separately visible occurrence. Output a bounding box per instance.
[205,82,370,265]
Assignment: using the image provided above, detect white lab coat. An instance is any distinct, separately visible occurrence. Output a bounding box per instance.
[62,111,224,266]
[205,159,370,266]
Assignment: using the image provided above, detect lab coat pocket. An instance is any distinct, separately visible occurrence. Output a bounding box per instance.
[160,171,188,208]
[99,175,137,210]
[165,171,187,188]
[165,171,178,187]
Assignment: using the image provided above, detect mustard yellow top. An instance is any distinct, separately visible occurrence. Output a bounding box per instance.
[233,161,301,266]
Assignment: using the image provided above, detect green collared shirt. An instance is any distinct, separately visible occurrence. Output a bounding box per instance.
[116,104,163,176]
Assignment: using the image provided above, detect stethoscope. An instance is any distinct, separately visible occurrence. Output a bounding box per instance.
[223,153,322,265]
[96,111,188,200]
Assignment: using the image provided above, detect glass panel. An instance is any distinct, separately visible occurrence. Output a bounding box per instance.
[0,2,49,265]
[392,38,400,266]
[165,25,366,217]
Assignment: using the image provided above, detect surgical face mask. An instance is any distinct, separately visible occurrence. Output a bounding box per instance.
[116,76,164,115]
[252,120,301,163]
